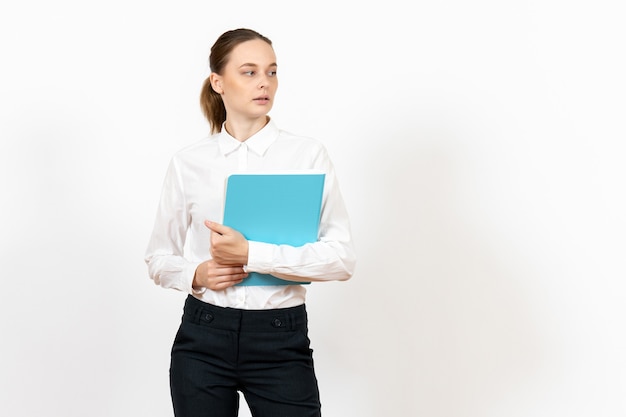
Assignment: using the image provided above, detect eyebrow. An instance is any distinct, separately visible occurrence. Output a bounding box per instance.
[239,62,278,68]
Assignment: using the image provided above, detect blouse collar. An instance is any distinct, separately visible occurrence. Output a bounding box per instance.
[217,118,279,157]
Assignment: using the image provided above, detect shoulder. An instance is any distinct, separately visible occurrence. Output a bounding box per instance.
[273,127,334,170]
[175,135,217,155]
[170,135,218,165]
[276,128,328,154]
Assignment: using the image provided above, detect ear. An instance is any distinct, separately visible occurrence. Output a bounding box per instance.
[209,73,223,94]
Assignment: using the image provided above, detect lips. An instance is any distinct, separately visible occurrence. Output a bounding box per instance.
[254,95,270,102]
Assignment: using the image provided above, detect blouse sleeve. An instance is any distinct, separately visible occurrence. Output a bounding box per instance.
[144,157,203,294]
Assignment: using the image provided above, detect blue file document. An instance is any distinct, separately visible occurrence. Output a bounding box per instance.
[222,173,325,286]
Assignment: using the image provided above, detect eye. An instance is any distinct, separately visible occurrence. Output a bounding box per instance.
[268,70,277,77]
[243,70,255,76]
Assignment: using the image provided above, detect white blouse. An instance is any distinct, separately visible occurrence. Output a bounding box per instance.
[144,119,356,309]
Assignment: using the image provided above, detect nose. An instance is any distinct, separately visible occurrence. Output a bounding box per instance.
[258,72,272,89]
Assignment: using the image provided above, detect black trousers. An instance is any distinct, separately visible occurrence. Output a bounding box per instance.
[170,295,321,417]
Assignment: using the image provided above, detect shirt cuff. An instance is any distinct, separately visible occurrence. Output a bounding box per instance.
[246,240,275,274]
[185,261,205,294]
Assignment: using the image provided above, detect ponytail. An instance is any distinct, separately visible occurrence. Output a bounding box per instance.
[200,76,226,135]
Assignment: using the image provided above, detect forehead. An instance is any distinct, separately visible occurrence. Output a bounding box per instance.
[227,39,276,67]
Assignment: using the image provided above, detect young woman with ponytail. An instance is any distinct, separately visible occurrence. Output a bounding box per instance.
[145,28,356,417]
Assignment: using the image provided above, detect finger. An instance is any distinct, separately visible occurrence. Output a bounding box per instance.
[209,273,246,290]
[227,268,247,279]
[204,220,229,235]
[209,264,247,278]
[219,266,246,275]
[213,278,244,291]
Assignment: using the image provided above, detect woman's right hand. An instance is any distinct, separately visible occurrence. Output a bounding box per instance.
[193,260,248,291]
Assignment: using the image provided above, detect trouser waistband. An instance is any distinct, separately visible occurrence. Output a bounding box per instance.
[182,294,308,332]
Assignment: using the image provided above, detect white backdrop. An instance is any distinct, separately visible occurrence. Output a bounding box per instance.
[1,1,625,416]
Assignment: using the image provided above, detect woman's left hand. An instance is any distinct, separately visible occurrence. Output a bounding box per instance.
[205,220,249,265]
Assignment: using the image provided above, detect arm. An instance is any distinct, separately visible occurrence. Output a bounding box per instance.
[144,158,247,293]
[144,158,198,293]
[245,168,356,282]
[205,152,356,283]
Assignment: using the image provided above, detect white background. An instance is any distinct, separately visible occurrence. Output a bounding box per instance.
[1,1,625,416]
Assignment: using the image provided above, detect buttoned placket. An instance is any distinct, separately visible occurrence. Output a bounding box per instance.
[238,142,248,172]
[236,141,248,308]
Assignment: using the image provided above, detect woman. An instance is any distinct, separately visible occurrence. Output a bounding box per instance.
[145,28,356,417]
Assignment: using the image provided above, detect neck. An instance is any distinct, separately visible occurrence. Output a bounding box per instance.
[224,116,269,142]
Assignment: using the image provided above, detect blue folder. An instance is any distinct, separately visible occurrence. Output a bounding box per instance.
[222,173,325,286]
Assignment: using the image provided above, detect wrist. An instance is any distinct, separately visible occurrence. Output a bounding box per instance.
[192,262,205,289]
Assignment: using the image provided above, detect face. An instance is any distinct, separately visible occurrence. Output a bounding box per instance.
[211,39,278,123]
